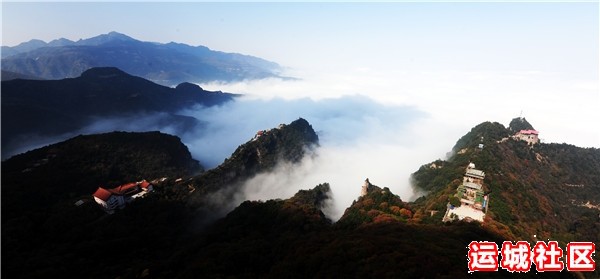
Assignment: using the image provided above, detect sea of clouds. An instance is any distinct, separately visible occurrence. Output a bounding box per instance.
[175,95,456,220]
[5,67,596,221]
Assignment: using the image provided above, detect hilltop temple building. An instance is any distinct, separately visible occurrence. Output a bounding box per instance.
[513,129,539,145]
[443,163,488,222]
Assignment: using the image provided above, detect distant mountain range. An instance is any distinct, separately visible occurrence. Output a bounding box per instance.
[1,67,235,158]
[1,31,283,85]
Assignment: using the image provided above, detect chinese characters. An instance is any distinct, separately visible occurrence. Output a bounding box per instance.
[468,241,596,273]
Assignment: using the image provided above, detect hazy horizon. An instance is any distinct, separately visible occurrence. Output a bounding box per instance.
[2,2,599,218]
[3,2,598,149]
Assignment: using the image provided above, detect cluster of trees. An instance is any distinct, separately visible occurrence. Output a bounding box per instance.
[170,214,556,278]
[452,121,511,153]
[337,184,413,228]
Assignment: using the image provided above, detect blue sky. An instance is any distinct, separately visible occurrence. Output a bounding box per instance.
[2,2,599,148]
[3,2,598,73]
[3,3,597,72]
[2,2,599,207]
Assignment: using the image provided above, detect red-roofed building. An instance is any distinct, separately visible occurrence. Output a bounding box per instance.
[92,180,154,214]
[110,182,139,196]
[514,129,540,145]
[93,187,112,202]
[93,187,125,214]
[140,180,153,191]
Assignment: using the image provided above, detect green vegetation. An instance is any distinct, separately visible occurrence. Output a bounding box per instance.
[1,67,235,154]
[3,116,598,278]
[160,181,533,278]
[1,131,203,278]
[336,184,413,228]
[2,119,322,278]
[508,117,535,132]
[188,118,319,208]
[452,121,511,153]
[449,195,461,207]
[2,131,202,219]
[410,118,600,256]
[411,160,463,193]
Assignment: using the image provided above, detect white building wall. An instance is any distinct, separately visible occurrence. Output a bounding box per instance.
[94,197,108,208]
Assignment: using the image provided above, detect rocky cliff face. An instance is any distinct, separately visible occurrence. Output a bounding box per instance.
[191,118,319,195]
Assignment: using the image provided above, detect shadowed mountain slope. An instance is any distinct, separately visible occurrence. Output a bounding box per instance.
[1,67,235,158]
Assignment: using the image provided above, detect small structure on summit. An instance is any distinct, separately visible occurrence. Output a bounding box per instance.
[361,178,371,197]
[514,129,539,145]
[253,130,265,140]
[509,117,539,145]
[93,180,154,214]
[253,129,272,141]
[443,163,488,223]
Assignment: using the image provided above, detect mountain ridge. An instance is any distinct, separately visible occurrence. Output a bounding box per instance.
[410,118,600,246]
[1,118,322,278]
[1,67,235,159]
[1,31,283,85]
[1,69,43,81]
[182,118,320,223]
[1,116,597,278]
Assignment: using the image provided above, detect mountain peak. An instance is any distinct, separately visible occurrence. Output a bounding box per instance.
[10,39,47,50]
[76,31,137,46]
[189,118,319,204]
[508,117,535,132]
[80,67,130,79]
[337,179,412,227]
[452,121,510,152]
[289,183,332,210]
[48,38,75,47]
[175,82,204,92]
[287,118,319,144]
[105,31,135,40]
[107,31,126,36]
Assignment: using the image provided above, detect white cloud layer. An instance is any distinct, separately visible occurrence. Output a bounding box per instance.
[201,68,599,148]
[176,95,457,220]
[4,66,597,221]
[192,67,598,220]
